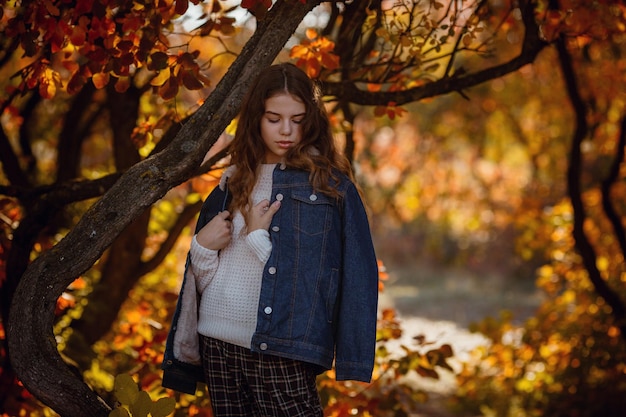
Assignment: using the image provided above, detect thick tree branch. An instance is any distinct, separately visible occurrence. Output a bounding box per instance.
[557,36,626,338]
[6,1,320,416]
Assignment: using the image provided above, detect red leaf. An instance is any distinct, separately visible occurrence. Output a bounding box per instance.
[159,77,179,100]
[67,72,87,95]
[181,70,204,90]
[115,76,131,93]
[175,0,189,15]
[149,52,169,71]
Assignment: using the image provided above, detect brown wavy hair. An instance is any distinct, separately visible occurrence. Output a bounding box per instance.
[227,62,353,215]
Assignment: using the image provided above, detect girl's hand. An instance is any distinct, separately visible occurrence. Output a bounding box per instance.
[246,200,281,232]
[196,210,233,250]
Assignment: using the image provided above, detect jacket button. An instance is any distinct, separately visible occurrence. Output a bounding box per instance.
[260,343,268,350]
[271,226,280,232]
[309,194,317,201]
[275,193,284,201]
[268,267,276,274]
[264,306,272,314]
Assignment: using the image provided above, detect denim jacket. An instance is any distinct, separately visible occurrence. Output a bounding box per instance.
[162,164,379,394]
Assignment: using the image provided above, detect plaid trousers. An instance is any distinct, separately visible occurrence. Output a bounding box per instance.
[200,336,324,417]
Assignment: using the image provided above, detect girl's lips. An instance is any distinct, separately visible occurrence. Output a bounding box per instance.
[277,141,293,148]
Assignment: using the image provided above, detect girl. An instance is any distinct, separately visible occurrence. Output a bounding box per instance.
[162,63,379,416]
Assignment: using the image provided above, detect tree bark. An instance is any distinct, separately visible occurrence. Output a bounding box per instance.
[6,1,320,416]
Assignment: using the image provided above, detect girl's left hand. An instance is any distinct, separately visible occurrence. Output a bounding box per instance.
[246,199,280,232]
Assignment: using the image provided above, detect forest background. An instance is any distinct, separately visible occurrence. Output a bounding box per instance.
[1,0,626,416]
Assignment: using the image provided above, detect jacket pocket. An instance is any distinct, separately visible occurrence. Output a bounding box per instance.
[291,190,332,236]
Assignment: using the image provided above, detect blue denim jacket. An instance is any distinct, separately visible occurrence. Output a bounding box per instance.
[162,165,378,394]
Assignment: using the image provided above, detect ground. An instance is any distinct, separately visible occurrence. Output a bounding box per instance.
[379,262,544,416]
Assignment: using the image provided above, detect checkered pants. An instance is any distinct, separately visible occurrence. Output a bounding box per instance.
[200,336,323,417]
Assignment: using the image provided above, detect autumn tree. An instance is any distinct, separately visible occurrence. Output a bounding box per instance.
[1,0,625,416]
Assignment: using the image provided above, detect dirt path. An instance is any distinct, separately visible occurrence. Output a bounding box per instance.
[378,264,545,416]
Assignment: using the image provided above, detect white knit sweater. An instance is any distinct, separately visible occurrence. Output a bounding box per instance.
[189,164,274,348]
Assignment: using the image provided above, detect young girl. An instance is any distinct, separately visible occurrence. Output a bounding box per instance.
[162,63,379,416]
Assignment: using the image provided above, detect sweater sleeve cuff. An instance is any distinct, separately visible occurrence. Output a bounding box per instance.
[245,229,272,263]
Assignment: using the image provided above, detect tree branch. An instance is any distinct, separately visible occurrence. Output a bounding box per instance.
[557,36,626,338]
[600,116,626,262]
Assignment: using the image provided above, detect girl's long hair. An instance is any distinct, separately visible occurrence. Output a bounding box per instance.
[227,62,353,214]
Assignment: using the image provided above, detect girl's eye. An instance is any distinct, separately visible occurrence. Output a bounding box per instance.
[293,119,304,124]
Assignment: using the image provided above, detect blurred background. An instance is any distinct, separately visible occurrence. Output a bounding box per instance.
[1,1,626,416]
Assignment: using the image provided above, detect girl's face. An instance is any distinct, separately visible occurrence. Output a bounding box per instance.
[260,93,306,164]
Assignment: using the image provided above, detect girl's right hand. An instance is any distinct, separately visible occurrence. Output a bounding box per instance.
[196,210,232,250]
[246,199,281,232]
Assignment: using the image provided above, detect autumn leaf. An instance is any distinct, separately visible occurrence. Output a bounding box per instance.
[113,374,139,406]
[290,34,340,78]
[158,76,179,100]
[181,70,204,90]
[115,76,131,93]
[305,28,317,40]
[150,67,170,87]
[38,67,60,99]
[66,72,87,95]
[175,0,189,16]
[70,25,87,46]
[148,52,170,71]
[92,72,110,89]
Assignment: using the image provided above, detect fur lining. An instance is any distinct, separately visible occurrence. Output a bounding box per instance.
[219,165,237,190]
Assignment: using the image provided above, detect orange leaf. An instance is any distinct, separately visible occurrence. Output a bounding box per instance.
[115,76,131,93]
[61,59,79,73]
[289,44,309,59]
[92,72,110,89]
[69,277,87,290]
[321,52,340,70]
[305,28,317,40]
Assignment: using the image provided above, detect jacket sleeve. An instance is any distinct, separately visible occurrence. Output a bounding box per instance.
[334,181,379,382]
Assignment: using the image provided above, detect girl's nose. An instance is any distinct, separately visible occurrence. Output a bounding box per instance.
[280,120,291,135]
